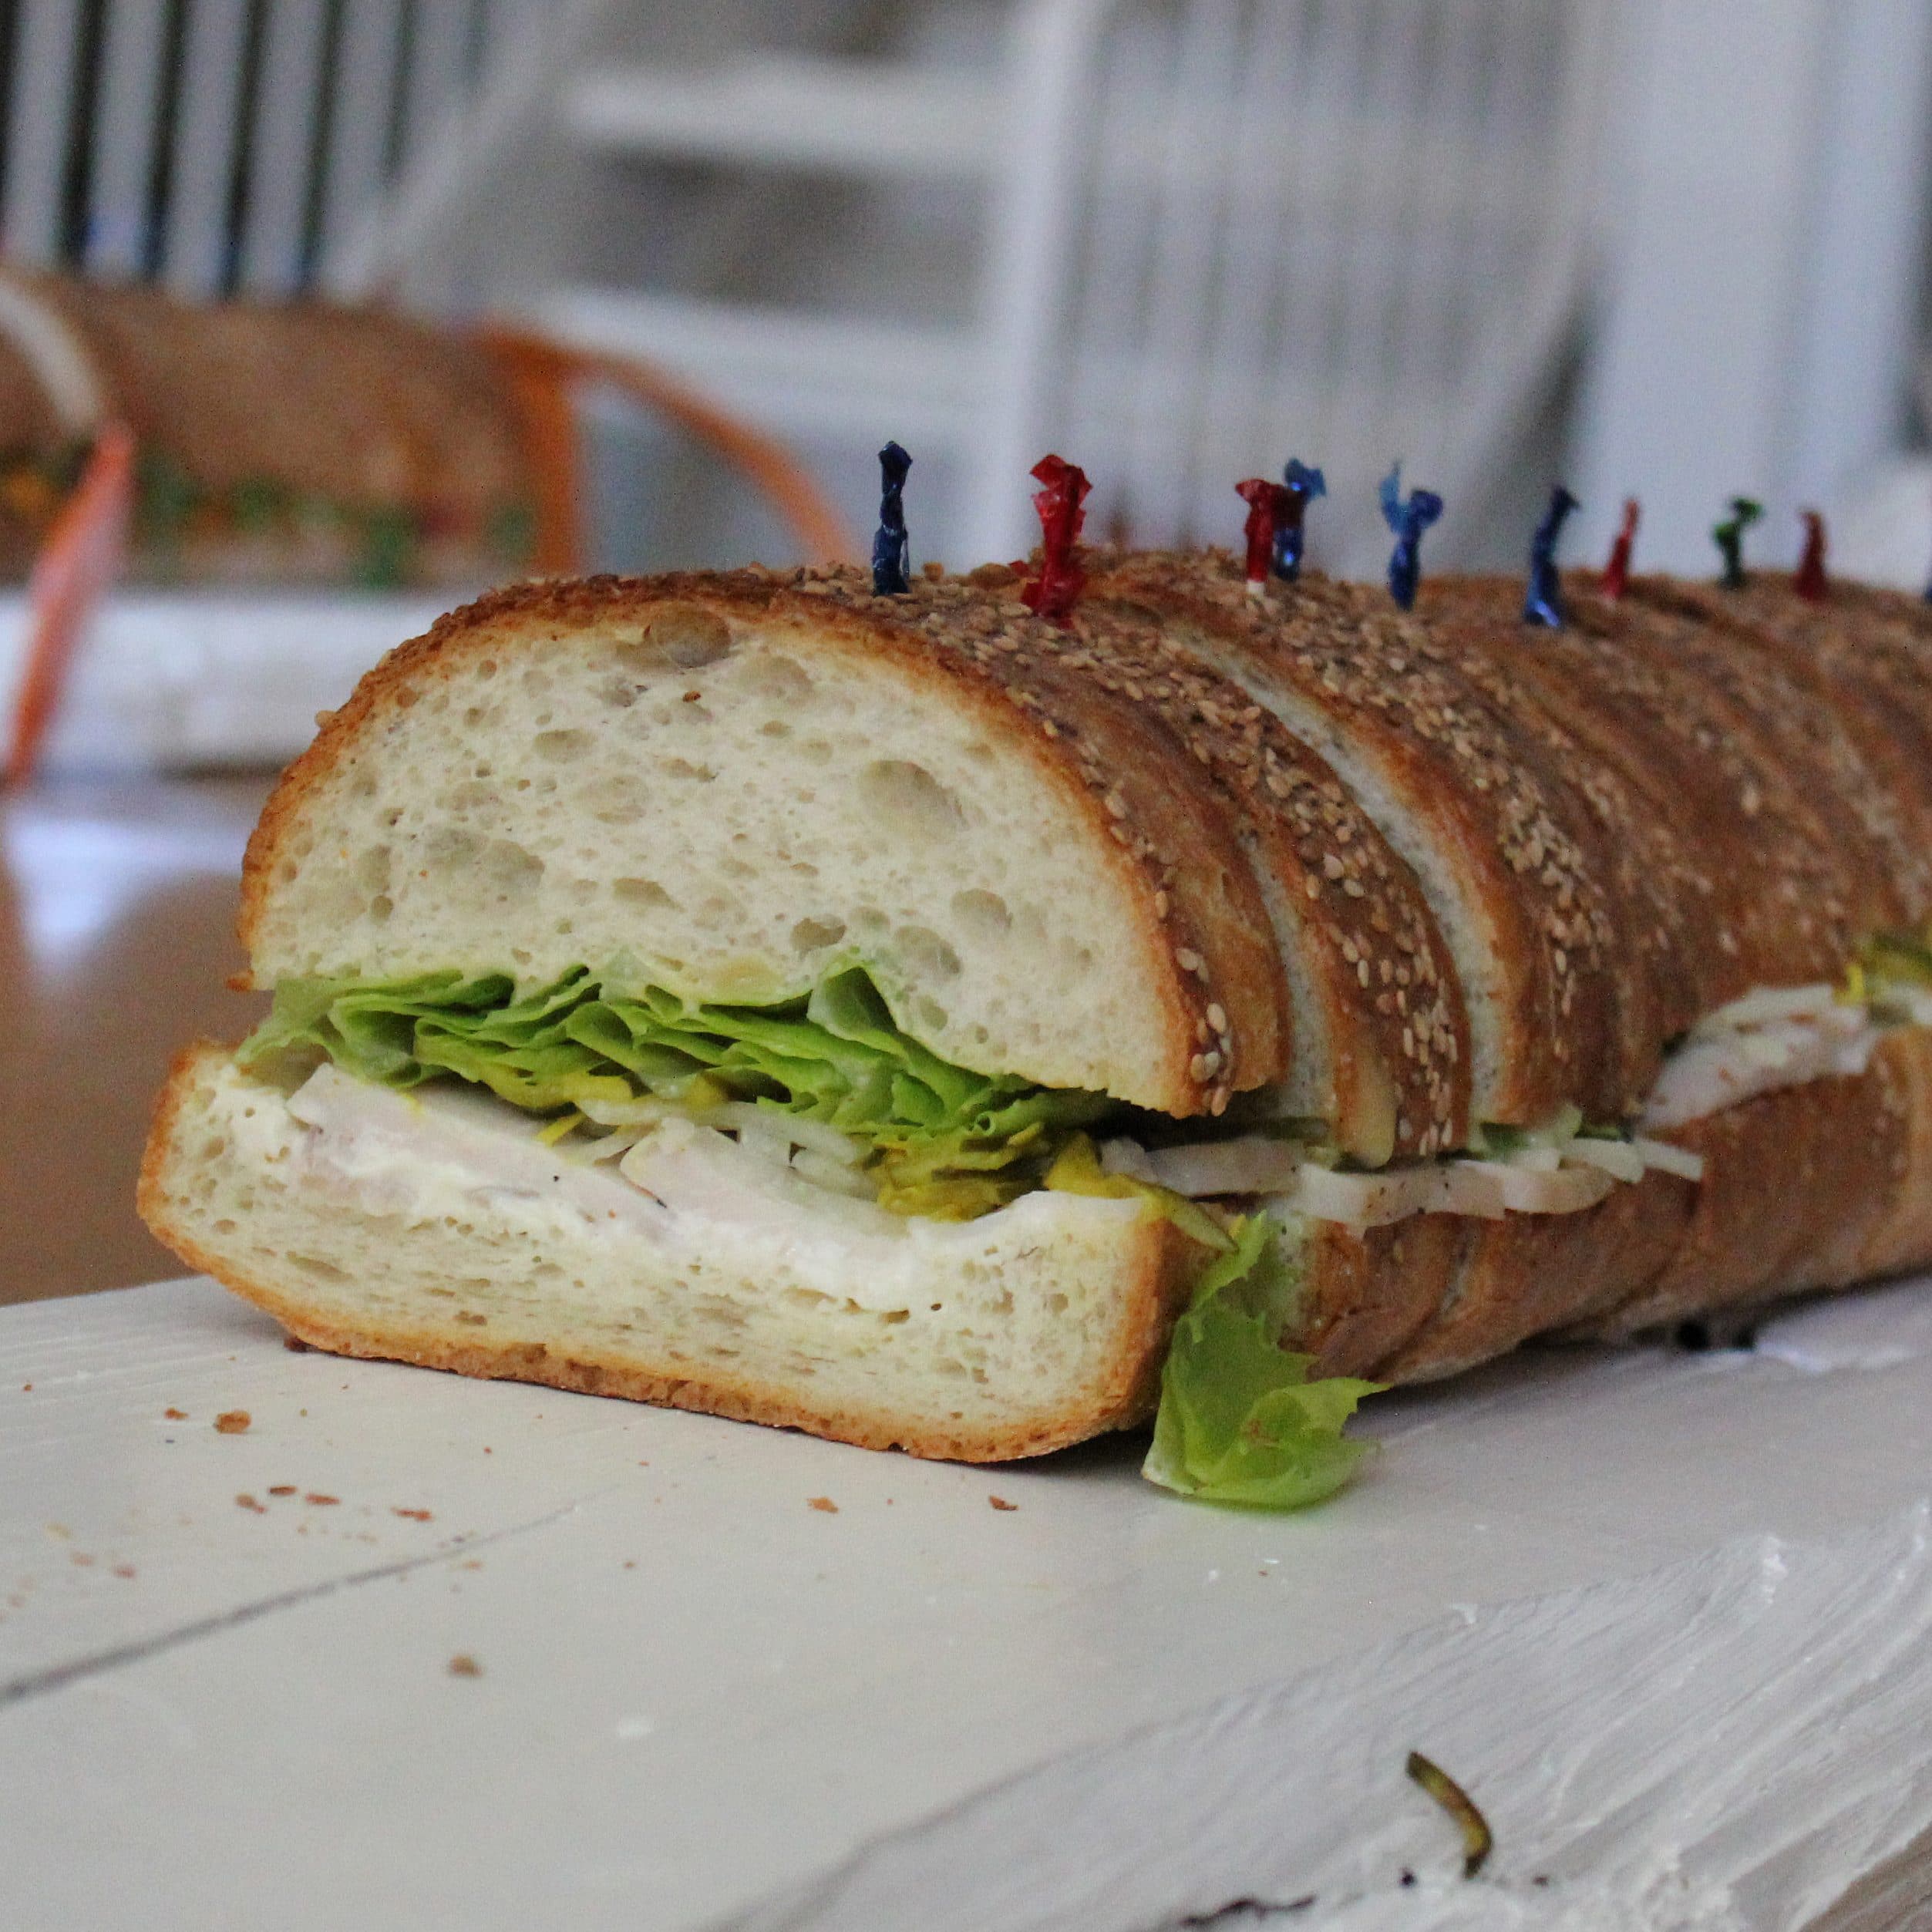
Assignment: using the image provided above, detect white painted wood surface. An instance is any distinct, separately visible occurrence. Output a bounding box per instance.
[5,1272,1932,1927]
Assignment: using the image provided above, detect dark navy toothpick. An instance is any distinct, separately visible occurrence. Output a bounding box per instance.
[1380,465,1443,611]
[1522,484,1580,627]
[871,441,912,596]
[1274,459,1326,581]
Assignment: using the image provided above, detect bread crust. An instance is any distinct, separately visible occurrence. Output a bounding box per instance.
[1415,577,1727,1101]
[1066,577,1471,1160]
[139,1045,1197,1463]
[1577,1061,1910,1340]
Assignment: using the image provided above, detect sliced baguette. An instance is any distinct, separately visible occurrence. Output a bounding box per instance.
[1093,553,1624,1126]
[242,571,1278,1116]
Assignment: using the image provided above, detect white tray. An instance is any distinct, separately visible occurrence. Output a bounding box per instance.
[0,591,455,774]
[4,1274,1932,1929]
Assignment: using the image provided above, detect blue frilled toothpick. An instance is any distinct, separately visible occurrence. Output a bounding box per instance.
[1380,465,1443,611]
[871,441,912,595]
[1274,459,1326,581]
[1523,484,1580,627]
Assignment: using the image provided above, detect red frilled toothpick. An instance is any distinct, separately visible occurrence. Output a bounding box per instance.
[1020,454,1091,626]
[1600,497,1640,601]
[1795,510,1828,602]
[1236,478,1291,594]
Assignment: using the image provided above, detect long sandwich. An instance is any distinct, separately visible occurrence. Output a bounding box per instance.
[139,551,1932,1503]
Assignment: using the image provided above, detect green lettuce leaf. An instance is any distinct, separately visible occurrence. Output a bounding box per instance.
[1143,1214,1384,1510]
[241,964,1112,1216]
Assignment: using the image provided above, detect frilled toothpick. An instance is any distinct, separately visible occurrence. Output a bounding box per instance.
[1522,484,1580,628]
[870,441,912,596]
[1236,477,1291,595]
[1600,498,1640,601]
[1712,496,1763,590]
[1380,464,1443,611]
[1021,453,1090,626]
[1794,509,1828,603]
[1274,459,1326,582]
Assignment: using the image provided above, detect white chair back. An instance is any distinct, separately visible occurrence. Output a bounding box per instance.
[0,0,531,301]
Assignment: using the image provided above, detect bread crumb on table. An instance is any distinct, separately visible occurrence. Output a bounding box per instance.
[214,1410,251,1434]
[163,1408,187,1420]
[807,1496,838,1513]
[448,1654,482,1678]
[268,1485,296,1496]
[988,1496,1018,1511]
[392,1507,433,1521]
[235,1494,265,1513]
[305,1493,340,1506]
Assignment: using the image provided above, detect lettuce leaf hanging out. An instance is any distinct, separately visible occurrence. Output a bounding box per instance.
[1144,1215,1383,1509]
[242,965,1114,1217]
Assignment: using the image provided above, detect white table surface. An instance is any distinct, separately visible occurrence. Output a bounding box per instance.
[5,1274,1932,1930]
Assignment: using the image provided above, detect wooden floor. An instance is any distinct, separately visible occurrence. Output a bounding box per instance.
[0,774,273,1304]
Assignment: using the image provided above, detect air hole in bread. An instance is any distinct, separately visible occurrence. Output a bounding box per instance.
[950,888,1011,941]
[860,759,964,840]
[626,604,733,671]
[355,846,391,892]
[611,877,673,909]
[896,924,961,980]
[914,995,949,1033]
[791,916,846,954]
[292,1254,348,1281]
[658,757,715,783]
[534,729,591,761]
[759,719,791,738]
[740,652,813,704]
[370,894,392,922]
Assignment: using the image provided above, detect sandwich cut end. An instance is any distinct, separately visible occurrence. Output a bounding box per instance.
[238,574,1213,1116]
[141,1045,1197,1462]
